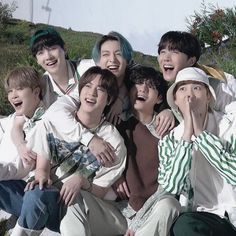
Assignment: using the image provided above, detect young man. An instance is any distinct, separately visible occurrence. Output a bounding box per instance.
[158,67,236,236]
[113,66,180,236]
[30,27,81,108]
[157,31,236,115]
[0,66,47,232]
[0,67,45,180]
[11,66,127,235]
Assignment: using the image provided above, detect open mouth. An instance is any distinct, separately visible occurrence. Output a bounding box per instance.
[13,101,23,108]
[46,60,57,66]
[107,65,119,72]
[136,95,147,102]
[163,65,174,72]
[85,98,96,104]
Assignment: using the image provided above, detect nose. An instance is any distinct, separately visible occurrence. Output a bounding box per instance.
[108,53,117,63]
[89,87,97,97]
[138,83,148,92]
[9,89,18,99]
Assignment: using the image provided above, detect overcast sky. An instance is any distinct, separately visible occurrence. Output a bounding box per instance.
[3,0,236,55]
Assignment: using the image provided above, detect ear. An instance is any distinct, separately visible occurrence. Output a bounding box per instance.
[156,95,163,105]
[188,56,197,66]
[33,87,41,97]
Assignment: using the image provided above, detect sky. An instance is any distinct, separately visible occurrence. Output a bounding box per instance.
[3,0,236,56]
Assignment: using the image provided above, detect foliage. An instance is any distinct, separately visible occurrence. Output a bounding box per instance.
[187,1,236,47]
[186,1,236,76]
[0,1,17,31]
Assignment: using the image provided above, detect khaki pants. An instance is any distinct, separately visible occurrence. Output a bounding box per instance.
[135,197,180,236]
[60,190,127,236]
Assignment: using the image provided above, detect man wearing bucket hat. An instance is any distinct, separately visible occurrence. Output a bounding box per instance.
[158,67,236,236]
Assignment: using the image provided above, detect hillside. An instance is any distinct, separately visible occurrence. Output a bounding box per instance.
[0,19,158,115]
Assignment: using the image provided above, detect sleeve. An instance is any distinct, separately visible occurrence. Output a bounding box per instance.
[43,95,94,146]
[214,72,236,112]
[0,160,33,181]
[194,130,236,185]
[26,120,51,160]
[92,125,127,187]
[158,131,193,195]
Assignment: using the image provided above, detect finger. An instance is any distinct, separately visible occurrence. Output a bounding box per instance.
[64,191,73,206]
[168,118,176,131]
[123,182,130,198]
[39,180,44,190]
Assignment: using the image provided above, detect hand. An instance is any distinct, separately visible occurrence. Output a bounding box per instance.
[13,115,25,127]
[106,97,123,125]
[124,229,135,236]
[24,176,52,191]
[112,175,130,200]
[190,103,206,136]
[155,109,175,137]
[17,142,37,165]
[59,175,84,206]
[88,135,116,167]
[182,96,194,141]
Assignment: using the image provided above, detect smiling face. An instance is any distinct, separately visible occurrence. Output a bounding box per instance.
[79,74,109,117]
[35,45,66,75]
[7,85,41,118]
[174,81,210,115]
[97,40,127,87]
[130,80,162,114]
[158,48,196,83]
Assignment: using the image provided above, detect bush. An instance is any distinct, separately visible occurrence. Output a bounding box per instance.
[187,2,236,76]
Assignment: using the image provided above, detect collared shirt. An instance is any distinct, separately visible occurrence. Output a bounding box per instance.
[0,105,46,180]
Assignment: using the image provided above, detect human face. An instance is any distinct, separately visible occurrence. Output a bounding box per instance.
[79,75,109,116]
[130,81,162,114]
[158,48,196,82]
[174,81,210,115]
[7,86,40,118]
[35,45,66,74]
[97,40,127,87]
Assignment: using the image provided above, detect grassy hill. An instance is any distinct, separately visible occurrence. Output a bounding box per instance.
[0,19,158,115]
[0,18,236,115]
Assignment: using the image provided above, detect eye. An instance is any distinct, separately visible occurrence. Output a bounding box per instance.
[194,85,202,90]
[97,86,105,92]
[178,86,186,91]
[101,52,109,57]
[85,84,91,88]
[36,50,43,56]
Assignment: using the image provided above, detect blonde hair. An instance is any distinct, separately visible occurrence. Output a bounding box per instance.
[5,67,44,100]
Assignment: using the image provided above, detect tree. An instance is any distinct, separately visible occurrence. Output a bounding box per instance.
[0,1,17,29]
[186,1,236,48]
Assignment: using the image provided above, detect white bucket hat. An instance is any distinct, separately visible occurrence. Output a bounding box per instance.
[167,67,216,112]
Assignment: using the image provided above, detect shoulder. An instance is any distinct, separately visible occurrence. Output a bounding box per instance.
[77,59,96,76]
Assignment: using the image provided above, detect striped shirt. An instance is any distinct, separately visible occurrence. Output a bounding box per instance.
[158,110,236,222]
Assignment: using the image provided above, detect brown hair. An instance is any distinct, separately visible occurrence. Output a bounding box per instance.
[79,66,119,115]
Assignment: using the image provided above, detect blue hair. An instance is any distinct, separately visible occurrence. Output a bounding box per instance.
[92,31,133,64]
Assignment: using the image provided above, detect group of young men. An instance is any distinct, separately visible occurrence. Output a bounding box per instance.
[0,27,235,236]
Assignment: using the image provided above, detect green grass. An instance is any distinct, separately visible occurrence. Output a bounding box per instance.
[0,18,235,115]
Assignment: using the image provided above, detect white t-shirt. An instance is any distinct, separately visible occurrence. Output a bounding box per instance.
[28,96,127,199]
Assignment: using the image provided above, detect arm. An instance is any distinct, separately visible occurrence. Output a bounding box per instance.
[11,115,37,165]
[158,131,193,195]
[194,131,236,185]
[45,96,116,165]
[25,154,51,191]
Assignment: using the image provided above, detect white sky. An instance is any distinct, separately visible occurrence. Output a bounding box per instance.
[3,0,236,55]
